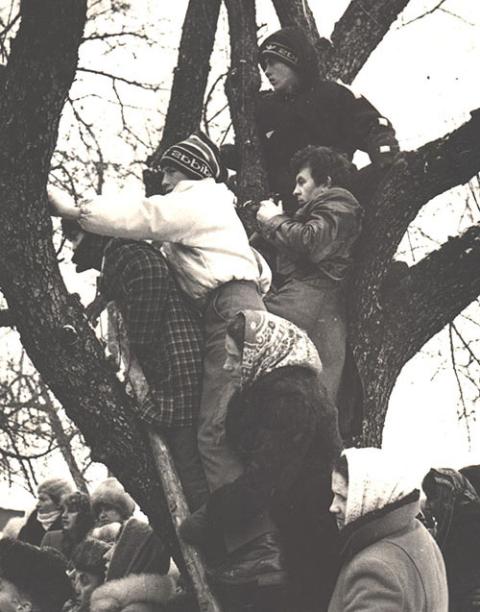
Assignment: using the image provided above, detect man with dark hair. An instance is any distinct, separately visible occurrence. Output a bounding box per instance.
[255,26,399,209]
[0,538,72,612]
[255,145,362,413]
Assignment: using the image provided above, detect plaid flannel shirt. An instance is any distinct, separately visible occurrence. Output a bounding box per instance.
[100,239,203,429]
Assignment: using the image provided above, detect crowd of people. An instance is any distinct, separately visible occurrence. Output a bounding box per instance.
[1,24,478,612]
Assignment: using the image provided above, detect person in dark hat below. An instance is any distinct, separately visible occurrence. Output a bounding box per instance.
[253,26,400,210]
[0,537,73,612]
[41,491,95,564]
[64,538,110,612]
[328,449,448,612]
[61,220,209,514]
[256,145,362,428]
[49,132,282,587]
[422,467,480,612]
[18,477,75,546]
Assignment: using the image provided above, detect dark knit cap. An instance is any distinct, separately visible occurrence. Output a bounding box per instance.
[91,477,135,521]
[0,538,72,612]
[71,538,110,578]
[160,131,227,183]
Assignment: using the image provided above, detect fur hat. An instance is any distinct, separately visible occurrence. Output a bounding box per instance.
[90,573,176,612]
[72,538,110,578]
[0,538,72,612]
[160,131,227,183]
[91,478,135,521]
[63,490,91,513]
[37,477,75,507]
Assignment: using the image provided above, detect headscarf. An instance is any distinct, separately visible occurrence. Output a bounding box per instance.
[422,467,480,548]
[343,447,418,526]
[239,310,322,390]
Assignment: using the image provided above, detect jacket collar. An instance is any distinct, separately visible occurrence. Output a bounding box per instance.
[173,177,214,193]
[339,490,420,563]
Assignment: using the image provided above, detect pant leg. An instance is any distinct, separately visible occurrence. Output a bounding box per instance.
[162,427,209,513]
[197,281,266,492]
[265,278,347,404]
[197,281,275,552]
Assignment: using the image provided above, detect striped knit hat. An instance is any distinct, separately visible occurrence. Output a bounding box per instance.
[259,28,300,71]
[160,131,227,183]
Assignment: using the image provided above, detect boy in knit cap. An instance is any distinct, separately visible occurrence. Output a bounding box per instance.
[221,26,398,210]
[328,448,448,612]
[0,537,72,612]
[49,132,280,585]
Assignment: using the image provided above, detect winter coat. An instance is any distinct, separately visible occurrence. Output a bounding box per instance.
[207,365,342,611]
[258,186,362,283]
[328,493,448,612]
[257,27,399,206]
[78,178,271,303]
[18,509,63,546]
[106,517,170,580]
[90,573,175,612]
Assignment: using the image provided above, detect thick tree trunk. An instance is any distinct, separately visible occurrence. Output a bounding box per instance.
[0,0,183,569]
[223,0,268,203]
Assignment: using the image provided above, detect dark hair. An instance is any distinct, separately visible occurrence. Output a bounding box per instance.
[332,454,349,483]
[290,145,357,192]
[61,492,95,559]
[226,313,246,354]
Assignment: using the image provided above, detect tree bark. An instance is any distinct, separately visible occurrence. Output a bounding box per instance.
[0,0,181,567]
[351,111,480,445]
[223,0,269,203]
[145,0,221,195]
[0,309,14,327]
[326,0,411,83]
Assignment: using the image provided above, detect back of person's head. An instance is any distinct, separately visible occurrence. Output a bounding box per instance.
[91,478,135,525]
[0,538,72,612]
[259,26,326,88]
[291,145,358,192]
[37,477,74,508]
[159,131,227,183]
[459,464,480,497]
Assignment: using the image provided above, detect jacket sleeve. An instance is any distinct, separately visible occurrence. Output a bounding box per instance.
[338,556,405,611]
[78,190,205,242]
[335,82,399,166]
[258,196,359,264]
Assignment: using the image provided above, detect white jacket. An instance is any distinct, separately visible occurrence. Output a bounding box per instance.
[79,179,271,302]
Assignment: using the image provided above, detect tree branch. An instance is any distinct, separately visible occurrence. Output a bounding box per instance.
[383,223,480,364]
[224,0,269,202]
[146,0,221,176]
[326,0,411,83]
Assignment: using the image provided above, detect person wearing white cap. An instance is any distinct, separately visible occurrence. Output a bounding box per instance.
[328,448,448,612]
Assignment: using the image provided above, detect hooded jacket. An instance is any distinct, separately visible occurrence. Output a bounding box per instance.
[328,493,448,612]
[257,27,399,203]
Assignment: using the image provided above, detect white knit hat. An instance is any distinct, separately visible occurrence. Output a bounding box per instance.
[343,447,417,526]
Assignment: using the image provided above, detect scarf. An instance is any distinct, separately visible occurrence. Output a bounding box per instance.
[37,509,61,531]
[343,447,417,526]
[239,310,322,390]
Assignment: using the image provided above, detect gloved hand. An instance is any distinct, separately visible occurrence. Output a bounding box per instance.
[368,131,400,169]
[256,199,284,224]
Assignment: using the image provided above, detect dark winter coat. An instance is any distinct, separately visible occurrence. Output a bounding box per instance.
[207,365,342,611]
[328,493,448,612]
[18,509,63,546]
[424,468,480,612]
[257,27,399,206]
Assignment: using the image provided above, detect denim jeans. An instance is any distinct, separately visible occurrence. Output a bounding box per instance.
[198,280,274,552]
[266,277,347,403]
